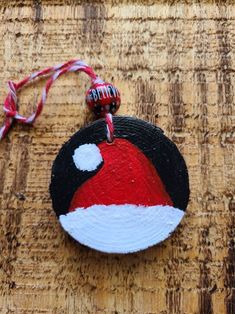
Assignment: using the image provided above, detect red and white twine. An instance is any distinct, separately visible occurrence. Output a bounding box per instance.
[0,59,114,142]
[105,113,114,143]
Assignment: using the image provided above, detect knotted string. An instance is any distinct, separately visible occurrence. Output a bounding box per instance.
[0,59,114,142]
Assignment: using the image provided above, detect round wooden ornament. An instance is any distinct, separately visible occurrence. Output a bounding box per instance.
[50,116,189,253]
[0,59,189,254]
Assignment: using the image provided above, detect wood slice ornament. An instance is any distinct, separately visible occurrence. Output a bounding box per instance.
[0,59,190,254]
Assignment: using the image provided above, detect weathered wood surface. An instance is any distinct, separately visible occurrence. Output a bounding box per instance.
[0,1,234,313]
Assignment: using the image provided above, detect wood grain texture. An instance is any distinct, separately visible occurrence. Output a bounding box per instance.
[0,0,234,313]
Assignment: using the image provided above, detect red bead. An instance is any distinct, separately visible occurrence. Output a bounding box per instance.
[86,82,121,117]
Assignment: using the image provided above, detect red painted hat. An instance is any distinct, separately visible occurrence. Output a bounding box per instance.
[69,139,173,210]
[50,116,189,253]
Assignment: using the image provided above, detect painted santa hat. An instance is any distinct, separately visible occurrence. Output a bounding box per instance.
[50,116,189,253]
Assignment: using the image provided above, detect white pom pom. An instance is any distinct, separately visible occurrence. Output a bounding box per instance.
[73,144,103,171]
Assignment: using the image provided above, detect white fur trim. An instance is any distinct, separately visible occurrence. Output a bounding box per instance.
[59,204,185,253]
[72,144,103,172]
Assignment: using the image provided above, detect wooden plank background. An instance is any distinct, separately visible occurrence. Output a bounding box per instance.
[0,1,234,313]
